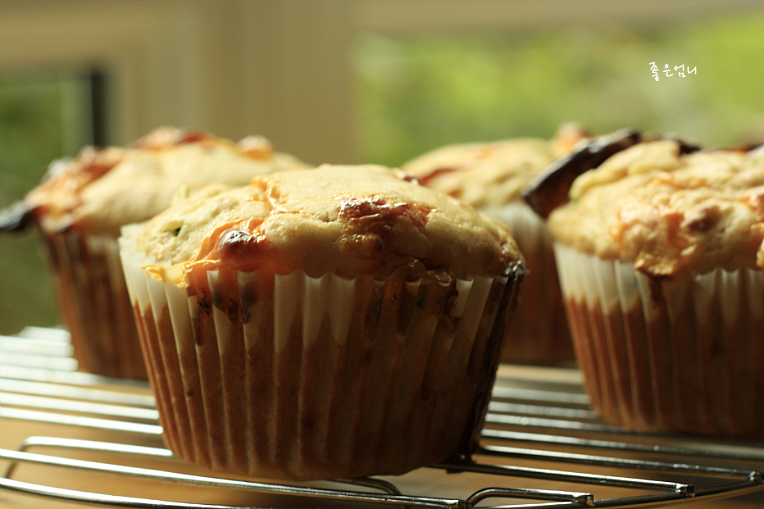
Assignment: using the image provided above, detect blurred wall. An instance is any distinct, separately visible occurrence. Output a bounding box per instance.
[1,0,358,165]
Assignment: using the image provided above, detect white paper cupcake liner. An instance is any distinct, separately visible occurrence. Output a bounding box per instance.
[554,242,764,439]
[482,201,574,363]
[39,229,146,379]
[119,226,521,480]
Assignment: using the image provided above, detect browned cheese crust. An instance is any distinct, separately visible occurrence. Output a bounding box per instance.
[135,165,525,284]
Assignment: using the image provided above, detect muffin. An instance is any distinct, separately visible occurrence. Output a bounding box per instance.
[525,130,764,439]
[119,164,525,480]
[402,124,590,364]
[10,127,308,379]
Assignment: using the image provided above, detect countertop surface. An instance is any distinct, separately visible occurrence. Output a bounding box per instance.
[1,327,762,509]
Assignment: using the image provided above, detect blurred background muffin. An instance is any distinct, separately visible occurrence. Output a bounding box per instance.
[3,127,308,379]
[403,124,589,364]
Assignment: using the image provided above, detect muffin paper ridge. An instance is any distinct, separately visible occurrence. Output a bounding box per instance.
[554,242,764,439]
[41,230,146,379]
[482,201,574,363]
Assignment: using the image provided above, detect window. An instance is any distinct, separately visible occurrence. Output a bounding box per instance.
[0,70,103,333]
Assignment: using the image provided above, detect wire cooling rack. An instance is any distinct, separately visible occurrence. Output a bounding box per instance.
[1,327,762,508]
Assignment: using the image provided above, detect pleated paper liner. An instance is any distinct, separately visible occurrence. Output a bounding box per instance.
[554,242,764,440]
[39,230,147,379]
[120,226,521,480]
[483,201,574,363]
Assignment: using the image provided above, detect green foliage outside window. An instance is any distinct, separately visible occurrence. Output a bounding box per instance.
[354,13,764,166]
[0,73,91,334]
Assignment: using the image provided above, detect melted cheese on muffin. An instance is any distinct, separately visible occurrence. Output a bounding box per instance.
[135,165,524,284]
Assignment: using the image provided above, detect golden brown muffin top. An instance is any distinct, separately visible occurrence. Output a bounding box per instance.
[25,127,309,236]
[547,140,764,276]
[401,124,591,207]
[133,164,524,284]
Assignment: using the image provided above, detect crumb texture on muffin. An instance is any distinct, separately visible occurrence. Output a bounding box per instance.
[135,165,524,283]
[548,142,764,276]
[26,127,308,236]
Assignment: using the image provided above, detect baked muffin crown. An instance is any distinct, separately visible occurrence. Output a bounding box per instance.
[401,123,591,208]
[546,140,764,277]
[25,127,308,236]
[135,164,525,283]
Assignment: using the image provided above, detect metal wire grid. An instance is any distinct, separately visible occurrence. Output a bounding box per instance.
[0,327,762,508]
